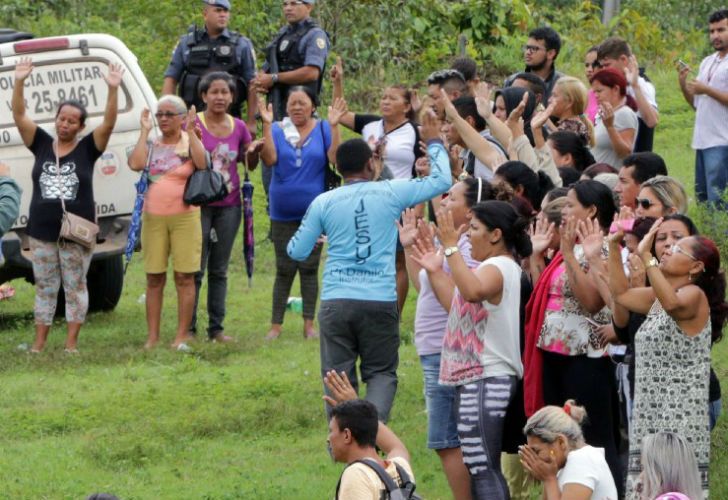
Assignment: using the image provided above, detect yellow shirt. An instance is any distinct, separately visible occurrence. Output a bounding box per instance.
[337,457,414,499]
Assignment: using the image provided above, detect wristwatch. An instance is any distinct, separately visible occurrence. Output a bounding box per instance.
[644,257,659,269]
[444,246,459,257]
[271,73,279,84]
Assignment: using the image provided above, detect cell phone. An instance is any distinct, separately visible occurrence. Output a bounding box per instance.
[609,218,635,234]
[677,59,690,71]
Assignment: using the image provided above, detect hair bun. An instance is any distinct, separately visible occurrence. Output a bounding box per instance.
[563,399,587,425]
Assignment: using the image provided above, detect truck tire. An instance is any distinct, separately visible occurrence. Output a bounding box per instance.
[87,254,124,312]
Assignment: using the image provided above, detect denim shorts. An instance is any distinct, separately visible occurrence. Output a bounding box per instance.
[420,353,460,449]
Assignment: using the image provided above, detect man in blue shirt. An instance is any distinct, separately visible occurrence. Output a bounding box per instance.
[288,111,450,422]
[162,0,257,130]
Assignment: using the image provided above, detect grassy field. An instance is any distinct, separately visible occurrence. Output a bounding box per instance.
[0,68,726,499]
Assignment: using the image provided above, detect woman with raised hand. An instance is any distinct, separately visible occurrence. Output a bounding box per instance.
[128,96,207,350]
[259,88,343,340]
[411,200,532,499]
[589,68,638,169]
[524,179,623,495]
[519,400,618,500]
[330,57,423,314]
[12,57,123,353]
[399,178,512,500]
[189,71,262,343]
[606,218,728,498]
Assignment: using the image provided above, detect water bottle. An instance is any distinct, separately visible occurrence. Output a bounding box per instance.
[287,297,303,313]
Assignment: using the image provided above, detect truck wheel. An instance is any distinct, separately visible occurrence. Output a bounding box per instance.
[87,255,124,312]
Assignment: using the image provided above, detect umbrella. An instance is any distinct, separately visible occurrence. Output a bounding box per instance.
[124,145,153,274]
[242,157,255,287]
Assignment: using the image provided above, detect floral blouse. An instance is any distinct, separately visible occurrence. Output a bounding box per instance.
[536,243,610,358]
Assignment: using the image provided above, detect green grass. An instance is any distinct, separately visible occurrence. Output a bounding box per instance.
[0,69,726,499]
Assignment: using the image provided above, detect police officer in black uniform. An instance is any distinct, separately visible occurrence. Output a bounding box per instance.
[251,0,329,121]
[163,0,257,131]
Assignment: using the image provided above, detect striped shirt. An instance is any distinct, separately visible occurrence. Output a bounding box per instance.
[692,51,728,150]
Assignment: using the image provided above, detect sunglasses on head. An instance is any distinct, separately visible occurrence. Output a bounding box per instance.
[635,198,655,210]
[427,69,465,85]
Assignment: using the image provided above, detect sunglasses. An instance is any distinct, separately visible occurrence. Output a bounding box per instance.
[427,69,465,85]
[155,111,184,119]
[671,244,697,260]
[522,44,545,53]
[635,198,656,210]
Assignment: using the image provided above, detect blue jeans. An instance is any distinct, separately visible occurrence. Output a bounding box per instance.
[420,353,460,450]
[695,146,728,205]
[191,205,242,338]
[710,398,722,431]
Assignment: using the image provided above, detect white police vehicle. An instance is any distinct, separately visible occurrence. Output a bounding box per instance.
[0,30,158,311]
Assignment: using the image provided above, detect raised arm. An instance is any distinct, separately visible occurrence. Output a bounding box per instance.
[626,56,659,128]
[184,107,207,170]
[560,217,605,314]
[607,227,655,315]
[326,98,346,165]
[127,108,152,171]
[93,63,125,151]
[474,82,512,150]
[258,96,277,167]
[442,89,503,173]
[323,370,410,461]
[391,110,452,207]
[409,222,455,311]
[12,57,38,147]
[398,208,424,292]
[329,57,355,130]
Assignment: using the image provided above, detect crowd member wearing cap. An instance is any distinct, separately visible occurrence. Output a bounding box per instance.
[519,400,618,500]
[162,0,257,132]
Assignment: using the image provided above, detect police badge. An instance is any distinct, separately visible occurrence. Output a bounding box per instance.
[279,40,289,52]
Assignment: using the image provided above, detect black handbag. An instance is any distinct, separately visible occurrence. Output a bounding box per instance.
[183,152,229,205]
[319,121,341,191]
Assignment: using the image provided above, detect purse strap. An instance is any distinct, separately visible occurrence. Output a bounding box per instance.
[54,140,68,215]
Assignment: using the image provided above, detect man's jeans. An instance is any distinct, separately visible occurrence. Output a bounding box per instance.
[192,205,242,338]
[319,299,400,422]
[695,146,728,205]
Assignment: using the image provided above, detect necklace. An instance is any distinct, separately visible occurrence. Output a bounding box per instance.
[707,53,727,84]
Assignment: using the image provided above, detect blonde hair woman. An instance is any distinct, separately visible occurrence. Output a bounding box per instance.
[548,76,595,146]
[640,432,702,500]
[634,175,688,219]
[519,400,618,500]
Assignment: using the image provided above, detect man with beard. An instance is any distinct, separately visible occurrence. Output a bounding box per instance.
[678,9,728,206]
[505,26,563,103]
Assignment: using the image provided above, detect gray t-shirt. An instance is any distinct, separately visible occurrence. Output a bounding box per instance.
[590,106,638,168]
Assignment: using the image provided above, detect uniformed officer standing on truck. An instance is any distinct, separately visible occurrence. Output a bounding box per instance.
[251,0,329,121]
[162,0,257,132]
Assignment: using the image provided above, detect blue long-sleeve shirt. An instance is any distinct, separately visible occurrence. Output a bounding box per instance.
[287,140,451,301]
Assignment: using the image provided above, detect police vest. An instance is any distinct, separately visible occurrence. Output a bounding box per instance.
[266,19,325,118]
[178,26,248,118]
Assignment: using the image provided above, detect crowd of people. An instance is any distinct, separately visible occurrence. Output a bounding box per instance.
[2,0,728,497]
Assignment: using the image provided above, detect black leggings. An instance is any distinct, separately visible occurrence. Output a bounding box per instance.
[271,220,322,323]
[542,351,623,497]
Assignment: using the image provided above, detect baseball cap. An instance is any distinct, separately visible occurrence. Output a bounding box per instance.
[202,0,230,9]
